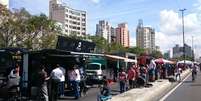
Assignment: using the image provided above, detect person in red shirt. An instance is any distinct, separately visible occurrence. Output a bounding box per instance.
[118,68,127,93]
[133,64,139,87]
[127,64,136,89]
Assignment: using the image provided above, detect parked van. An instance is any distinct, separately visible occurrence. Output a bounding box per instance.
[85,63,105,84]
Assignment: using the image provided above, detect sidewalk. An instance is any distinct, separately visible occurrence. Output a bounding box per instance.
[111,69,190,101]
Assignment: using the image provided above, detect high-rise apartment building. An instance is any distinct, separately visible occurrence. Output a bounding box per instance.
[96,20,111,43]
[116,23,130,47]
[49,0,86,36]
[0,0,9,9]
[136,19,155,52]
[111,27,116,43]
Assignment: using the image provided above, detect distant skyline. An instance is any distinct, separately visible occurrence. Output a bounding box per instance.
[10,0,201,58]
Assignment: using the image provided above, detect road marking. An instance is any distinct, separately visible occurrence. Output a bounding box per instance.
[159,73,191,101]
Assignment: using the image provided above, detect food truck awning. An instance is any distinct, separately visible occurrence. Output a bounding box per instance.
[105,54,137,63]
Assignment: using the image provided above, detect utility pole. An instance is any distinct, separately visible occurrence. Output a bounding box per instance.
[179,9,186,65]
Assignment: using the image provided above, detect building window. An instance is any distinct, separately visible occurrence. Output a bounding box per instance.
[82,23,86,26]
[82,13,86,16]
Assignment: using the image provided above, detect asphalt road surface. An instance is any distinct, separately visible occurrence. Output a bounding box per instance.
[58,83,119,101]
[163,71,201,101]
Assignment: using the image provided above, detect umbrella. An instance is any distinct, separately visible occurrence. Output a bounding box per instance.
[154,58,174,64]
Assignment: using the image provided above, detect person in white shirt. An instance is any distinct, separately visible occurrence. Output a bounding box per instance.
[175,67,181,81]
[58,65,66,97]
[50,64,63,101]
[68,65,81,99]
[148,60,156,82]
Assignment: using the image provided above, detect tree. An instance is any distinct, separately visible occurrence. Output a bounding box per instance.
[23,14,61,50]
[127,47,145,56]
[0,7,61,50]
[109,42,126,53]
[89,36,109,53]
[150,50,163,58]
[0,6,22,48]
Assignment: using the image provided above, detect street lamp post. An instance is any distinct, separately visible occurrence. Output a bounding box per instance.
[179,9,186,65]
[192,36,194,61]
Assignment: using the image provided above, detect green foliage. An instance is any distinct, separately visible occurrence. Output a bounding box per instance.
[109,42,126,53]
[150,50,163,58]
[127,47,145,56]
[89,36,109,53]
[0,7,61,50]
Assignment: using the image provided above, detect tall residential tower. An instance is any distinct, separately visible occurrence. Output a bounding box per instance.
[49,0,86,36]
[96,20,112,43]
[136,19,155,52]
[116,23,130,48]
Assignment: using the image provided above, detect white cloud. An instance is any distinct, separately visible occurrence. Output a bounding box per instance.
[157,8,201,58]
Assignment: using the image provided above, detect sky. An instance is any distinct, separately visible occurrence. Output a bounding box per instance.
[10,0,201,58]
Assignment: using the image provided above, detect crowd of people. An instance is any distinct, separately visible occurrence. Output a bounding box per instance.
[1,60,201,101]
[115,59,196,94]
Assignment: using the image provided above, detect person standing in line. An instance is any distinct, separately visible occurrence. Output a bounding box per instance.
[79,65,87,97]
[50,64,63,101]
[148,59,156,82]
[118,68,127,93]
[37,65,49,101]
[127,64,136,89]
[192,63,197,82]
[175,66,181,82]
[58,65,66,97]
[139,64,147,86]
[134,64,140,87]
[68,65,81,99]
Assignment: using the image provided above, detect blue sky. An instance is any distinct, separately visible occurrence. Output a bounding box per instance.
[10,0,194,34]
[10,0,201,58]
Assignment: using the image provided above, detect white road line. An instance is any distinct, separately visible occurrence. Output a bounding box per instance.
[159,73,191,101]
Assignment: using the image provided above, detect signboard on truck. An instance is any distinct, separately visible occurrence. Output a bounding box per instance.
[56,36,96,53]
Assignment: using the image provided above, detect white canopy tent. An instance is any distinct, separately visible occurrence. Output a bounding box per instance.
[177,60,193,66]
